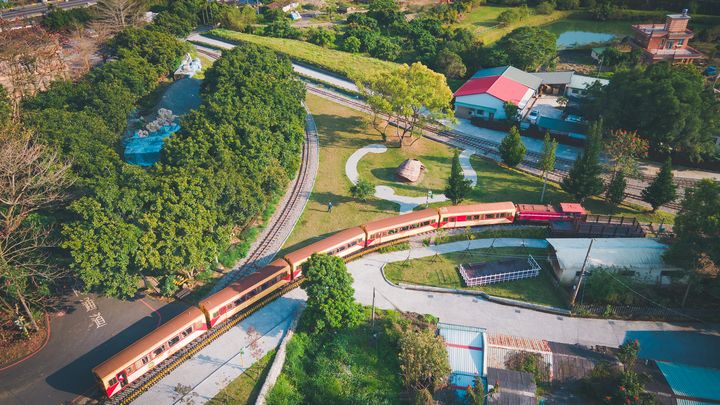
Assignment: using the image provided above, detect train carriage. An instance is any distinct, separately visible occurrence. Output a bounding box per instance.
[362,208,440,247]
[438,202,516,229]
[199,259,290,328]
[92,307,208,398]
[515,203,586,222]
[283,227,366,278]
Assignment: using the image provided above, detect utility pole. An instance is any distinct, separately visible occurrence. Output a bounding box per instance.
[371,287,376,331]
[571,238,594,306]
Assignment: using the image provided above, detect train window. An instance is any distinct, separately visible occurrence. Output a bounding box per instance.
[212,311,219,318]
[449,217,456,222]
[168,336,181,347]
[153,346,164,357]
[142,356,149,365]
[109,377,118,386]
[125,364,135,374]
[234,296,246,306]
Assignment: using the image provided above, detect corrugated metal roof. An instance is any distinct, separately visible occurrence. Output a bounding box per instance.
[657,361,720,403]
[469,66,542,91]
[532,71,574,85]
[546,238,677,273]
[569,74,609,90]
[438,323,485,376]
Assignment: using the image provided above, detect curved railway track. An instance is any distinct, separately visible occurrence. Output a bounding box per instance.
[305,84,684,211]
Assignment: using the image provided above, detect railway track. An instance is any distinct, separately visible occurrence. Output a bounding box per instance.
[305,85,684,211]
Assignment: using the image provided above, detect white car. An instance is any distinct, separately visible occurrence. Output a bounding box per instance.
[527,109,540,124]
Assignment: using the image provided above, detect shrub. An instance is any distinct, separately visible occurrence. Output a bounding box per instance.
[350,178,374,201]
[536,1,556,14]
[505,351,550,382]
[556,0,580,9]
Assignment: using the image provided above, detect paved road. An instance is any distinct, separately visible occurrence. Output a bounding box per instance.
[0,291,187,405]
[347,238,720,348]
[0,0,96,20]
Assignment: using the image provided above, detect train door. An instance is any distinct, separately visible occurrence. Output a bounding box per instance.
[116,371,128,388]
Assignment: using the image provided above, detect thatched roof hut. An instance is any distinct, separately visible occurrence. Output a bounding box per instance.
[396,159,425,182]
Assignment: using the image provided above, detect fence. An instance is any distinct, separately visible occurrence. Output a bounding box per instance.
[573,304,720,321]
[459,255,541,287]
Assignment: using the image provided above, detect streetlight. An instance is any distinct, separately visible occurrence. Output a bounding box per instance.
[426,190,433,206]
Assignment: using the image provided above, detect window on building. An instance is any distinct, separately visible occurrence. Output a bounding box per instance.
[677,39,684,46]
[476,109,485,116]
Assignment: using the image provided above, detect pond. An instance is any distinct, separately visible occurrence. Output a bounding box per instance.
[546,19,634,49]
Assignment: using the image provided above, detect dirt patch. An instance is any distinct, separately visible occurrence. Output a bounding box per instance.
[0,312,49,370]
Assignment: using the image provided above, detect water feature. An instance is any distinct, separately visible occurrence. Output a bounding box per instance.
[546,19,633,49]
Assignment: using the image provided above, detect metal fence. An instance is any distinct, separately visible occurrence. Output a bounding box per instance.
[459,255,541,287]
[573,303,719,321]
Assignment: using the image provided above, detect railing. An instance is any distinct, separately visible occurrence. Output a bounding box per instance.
[573,303,719,321]
[459,255,541,287]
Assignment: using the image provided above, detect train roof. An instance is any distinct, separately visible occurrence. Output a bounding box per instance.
[284,227,365,265]
[515,204,558,213]
[200,259,289,311]
[92,306,205,379]
[439,202,516,216]
[363,208,439,233]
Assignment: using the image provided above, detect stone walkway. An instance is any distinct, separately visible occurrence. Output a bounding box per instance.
[347,238,719,347]
[345,143,477,213]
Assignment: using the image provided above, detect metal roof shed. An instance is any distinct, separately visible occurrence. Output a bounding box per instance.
[657,361,720,404]
[438,323,487,394]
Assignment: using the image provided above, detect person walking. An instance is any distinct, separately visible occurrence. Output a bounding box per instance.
[327,201,333,213]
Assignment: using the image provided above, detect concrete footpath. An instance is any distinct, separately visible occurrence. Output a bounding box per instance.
[347,238,720,348]
[135,288,306,405]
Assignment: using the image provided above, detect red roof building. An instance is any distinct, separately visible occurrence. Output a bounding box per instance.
[630,10,704,64]
[453,66,541,122]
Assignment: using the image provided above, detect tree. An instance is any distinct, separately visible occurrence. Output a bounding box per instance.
[617,339,640,368]
[561,120,604,201]
[606,171,626,206]
[641,159,676,212]
[370,36,401,61]
[343,36,361,53]
[307,28,336,48]
[497,26,557,71]
[664,179,720,306]
[499,126,526,167]
[398,327,451,393]
[503,101,518,123]
[539,132,557,202]
[220,5,257,31]
[536,1,556,14]
[301,253,363,332]
[350,178,374,201]
[604,129,648,180]
[360,62,453,147]
[94,0,143,33]
[432,49,466,79]
[108,28,190,75]
[0,130,73,331]
[0,87,11,129]
[445,150,472,205]
[264,18,301,39]
[584,63,719,160]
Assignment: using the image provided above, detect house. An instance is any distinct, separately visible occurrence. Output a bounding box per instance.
[453,66,542,121]
[590,47,606,63]
[531,71,609,99]
[546,238,681,286]
[630,9,704,64]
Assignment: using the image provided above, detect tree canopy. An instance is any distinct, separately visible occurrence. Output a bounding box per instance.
[561,120,605,201]
[585,62,720,161]
[496,27,557,71]
[641,159,676,212]
[301,253,363,332]
[445,150,472,205]
[499,126,526,167]
[361,62,453,147]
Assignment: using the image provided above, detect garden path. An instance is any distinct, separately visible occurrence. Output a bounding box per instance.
[345,143,477,213]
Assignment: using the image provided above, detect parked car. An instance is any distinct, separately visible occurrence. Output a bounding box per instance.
[527,109,540,124]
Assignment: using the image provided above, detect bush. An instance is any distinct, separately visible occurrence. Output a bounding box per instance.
[343,36,361,53]
[221,5,257,31]
[266,375,303,405]
[43,7,92,31]
[264,19,301,39]
[555,0,580,9]
[505,351,550,382]
[307,28,336,48]
[497,5,530,24]
[583,269,637,305]
[536,1,556,14]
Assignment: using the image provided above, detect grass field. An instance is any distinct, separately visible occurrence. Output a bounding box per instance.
[208,350,276,405]
[207,29,398,82]
[385,246,568,307]
[266,310,404,404]
[358,138,455,198]
[453,6,573,44]
[281,94,397,253]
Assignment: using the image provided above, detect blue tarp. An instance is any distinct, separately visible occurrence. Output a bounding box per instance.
[124,124,180,166]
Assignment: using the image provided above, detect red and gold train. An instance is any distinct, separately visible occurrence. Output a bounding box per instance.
[92,201,584,397]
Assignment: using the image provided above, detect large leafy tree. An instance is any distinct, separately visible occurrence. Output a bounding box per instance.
[641,159,677,212]
[301,253,363,332]
[445,150,472,205]
[562,120,605,202]
[398,327,451,393]
[497,26,557,71]
[585,62,719,160]
[664,179,720,306]
[107,28,189,75]
[499,126,526,167]
[360,62,453,147]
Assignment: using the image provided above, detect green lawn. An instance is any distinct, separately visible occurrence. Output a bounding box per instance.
[207,29,399,83]
[208,350,276,405]
[453,5,514,30]
[358,138,455,198]
[453,6,574,44]
[281,94,397,254]
[266,310,404,404]
[384,247,568,308]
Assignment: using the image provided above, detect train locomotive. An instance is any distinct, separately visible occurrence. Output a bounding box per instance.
[93,201,584,398]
